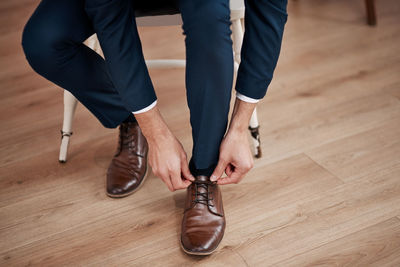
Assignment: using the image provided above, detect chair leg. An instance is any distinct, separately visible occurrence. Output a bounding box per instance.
[59,90,78,163]
[365,0,377,26]
[58,34,102,163]
[231,17,262,158]
[249,109,262,158]
[231,18,243,73]
[145,59,186,69]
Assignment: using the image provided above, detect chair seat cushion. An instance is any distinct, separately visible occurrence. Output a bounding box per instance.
[134,0,180,17]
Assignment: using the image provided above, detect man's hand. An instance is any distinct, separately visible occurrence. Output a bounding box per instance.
[210,98,257,185]
[211,129,253,185]
[135,106,195,191]
[147,131,194,191]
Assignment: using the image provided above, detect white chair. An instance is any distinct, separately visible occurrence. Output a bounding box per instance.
[59,0,262,163]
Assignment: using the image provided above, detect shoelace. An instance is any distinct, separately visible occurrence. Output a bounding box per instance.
[117,124,143,157]
[192,180,217,207]
[118,130,135,148]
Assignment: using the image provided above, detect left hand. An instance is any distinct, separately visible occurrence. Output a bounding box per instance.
[210,129,254,185]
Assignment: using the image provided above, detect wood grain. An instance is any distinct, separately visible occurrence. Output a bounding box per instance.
[276,217,400,266]
[306,119,400,182]
[1,0,399,265]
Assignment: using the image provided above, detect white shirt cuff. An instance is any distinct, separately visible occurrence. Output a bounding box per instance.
[236,92,260,103]
[131,100,157,114]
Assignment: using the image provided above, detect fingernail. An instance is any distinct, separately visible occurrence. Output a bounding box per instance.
[210,175,217,181]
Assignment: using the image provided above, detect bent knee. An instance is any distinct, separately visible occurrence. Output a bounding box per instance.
[197,0,230,25]
[21,16,68,75]
[182,0,231,38]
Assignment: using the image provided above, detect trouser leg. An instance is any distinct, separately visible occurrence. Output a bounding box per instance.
[235,0,288,99]
[84,0,157,113]
[178,0,234,176]
[21,0,134,128]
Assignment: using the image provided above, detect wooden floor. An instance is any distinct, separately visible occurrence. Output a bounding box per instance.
[1,0,400,266]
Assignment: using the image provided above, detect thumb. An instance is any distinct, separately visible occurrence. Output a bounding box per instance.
[211,158,227,182]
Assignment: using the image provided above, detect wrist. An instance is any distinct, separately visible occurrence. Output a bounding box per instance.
[145,124,172,145]
[227,124,248,140]
[229,118,249,134]
[228,98,257,133]
[134,106,171,143]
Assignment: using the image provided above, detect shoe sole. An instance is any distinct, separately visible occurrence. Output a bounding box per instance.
[179,237,222,256]
[106,163,149,198]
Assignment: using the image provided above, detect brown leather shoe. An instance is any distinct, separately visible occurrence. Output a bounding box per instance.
[106,121,148,198]
[181,175,225,255]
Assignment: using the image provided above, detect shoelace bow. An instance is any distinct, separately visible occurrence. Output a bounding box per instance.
[192,180,217,207]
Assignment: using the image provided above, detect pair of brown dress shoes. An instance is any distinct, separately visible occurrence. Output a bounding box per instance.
[107,121,225,255]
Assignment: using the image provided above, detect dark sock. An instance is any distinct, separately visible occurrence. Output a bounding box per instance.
[122,113,137,123]
[189,158,216,178]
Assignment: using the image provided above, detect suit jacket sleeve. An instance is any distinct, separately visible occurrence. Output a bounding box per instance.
[235,0,288,99]
[84,0,157,112]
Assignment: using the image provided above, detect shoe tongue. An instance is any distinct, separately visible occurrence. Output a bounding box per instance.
[121,121,138,130]
[195,175,210,182]
[120,122,139,137]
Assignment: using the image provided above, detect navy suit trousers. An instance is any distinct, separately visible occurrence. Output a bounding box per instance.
[21,0,287,176]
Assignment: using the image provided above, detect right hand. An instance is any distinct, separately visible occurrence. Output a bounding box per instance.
[135,106,195,191]
[147,130,194,191]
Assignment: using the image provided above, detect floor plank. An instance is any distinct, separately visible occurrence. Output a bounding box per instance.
[235,163,400,265]
[1,0,399,265]
[276,217,400,267]
[306,119,400,182]
[0,153,342,265]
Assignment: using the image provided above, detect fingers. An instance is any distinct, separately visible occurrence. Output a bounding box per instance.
[170,170,191,191]
[170,157,193,191]
[218,159,254,185]
[210,158,228,182]
[217,169,244,185]
[152,165,175,192]
[218,157,254,185]
[181,156,195,182]
[156,171,190,192]
[225,163,234,177]
[152,162,192,192]
[161,172,175,192]
[181,178,192,188]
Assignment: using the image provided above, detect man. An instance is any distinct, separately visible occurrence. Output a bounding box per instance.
[22,0,287,255]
